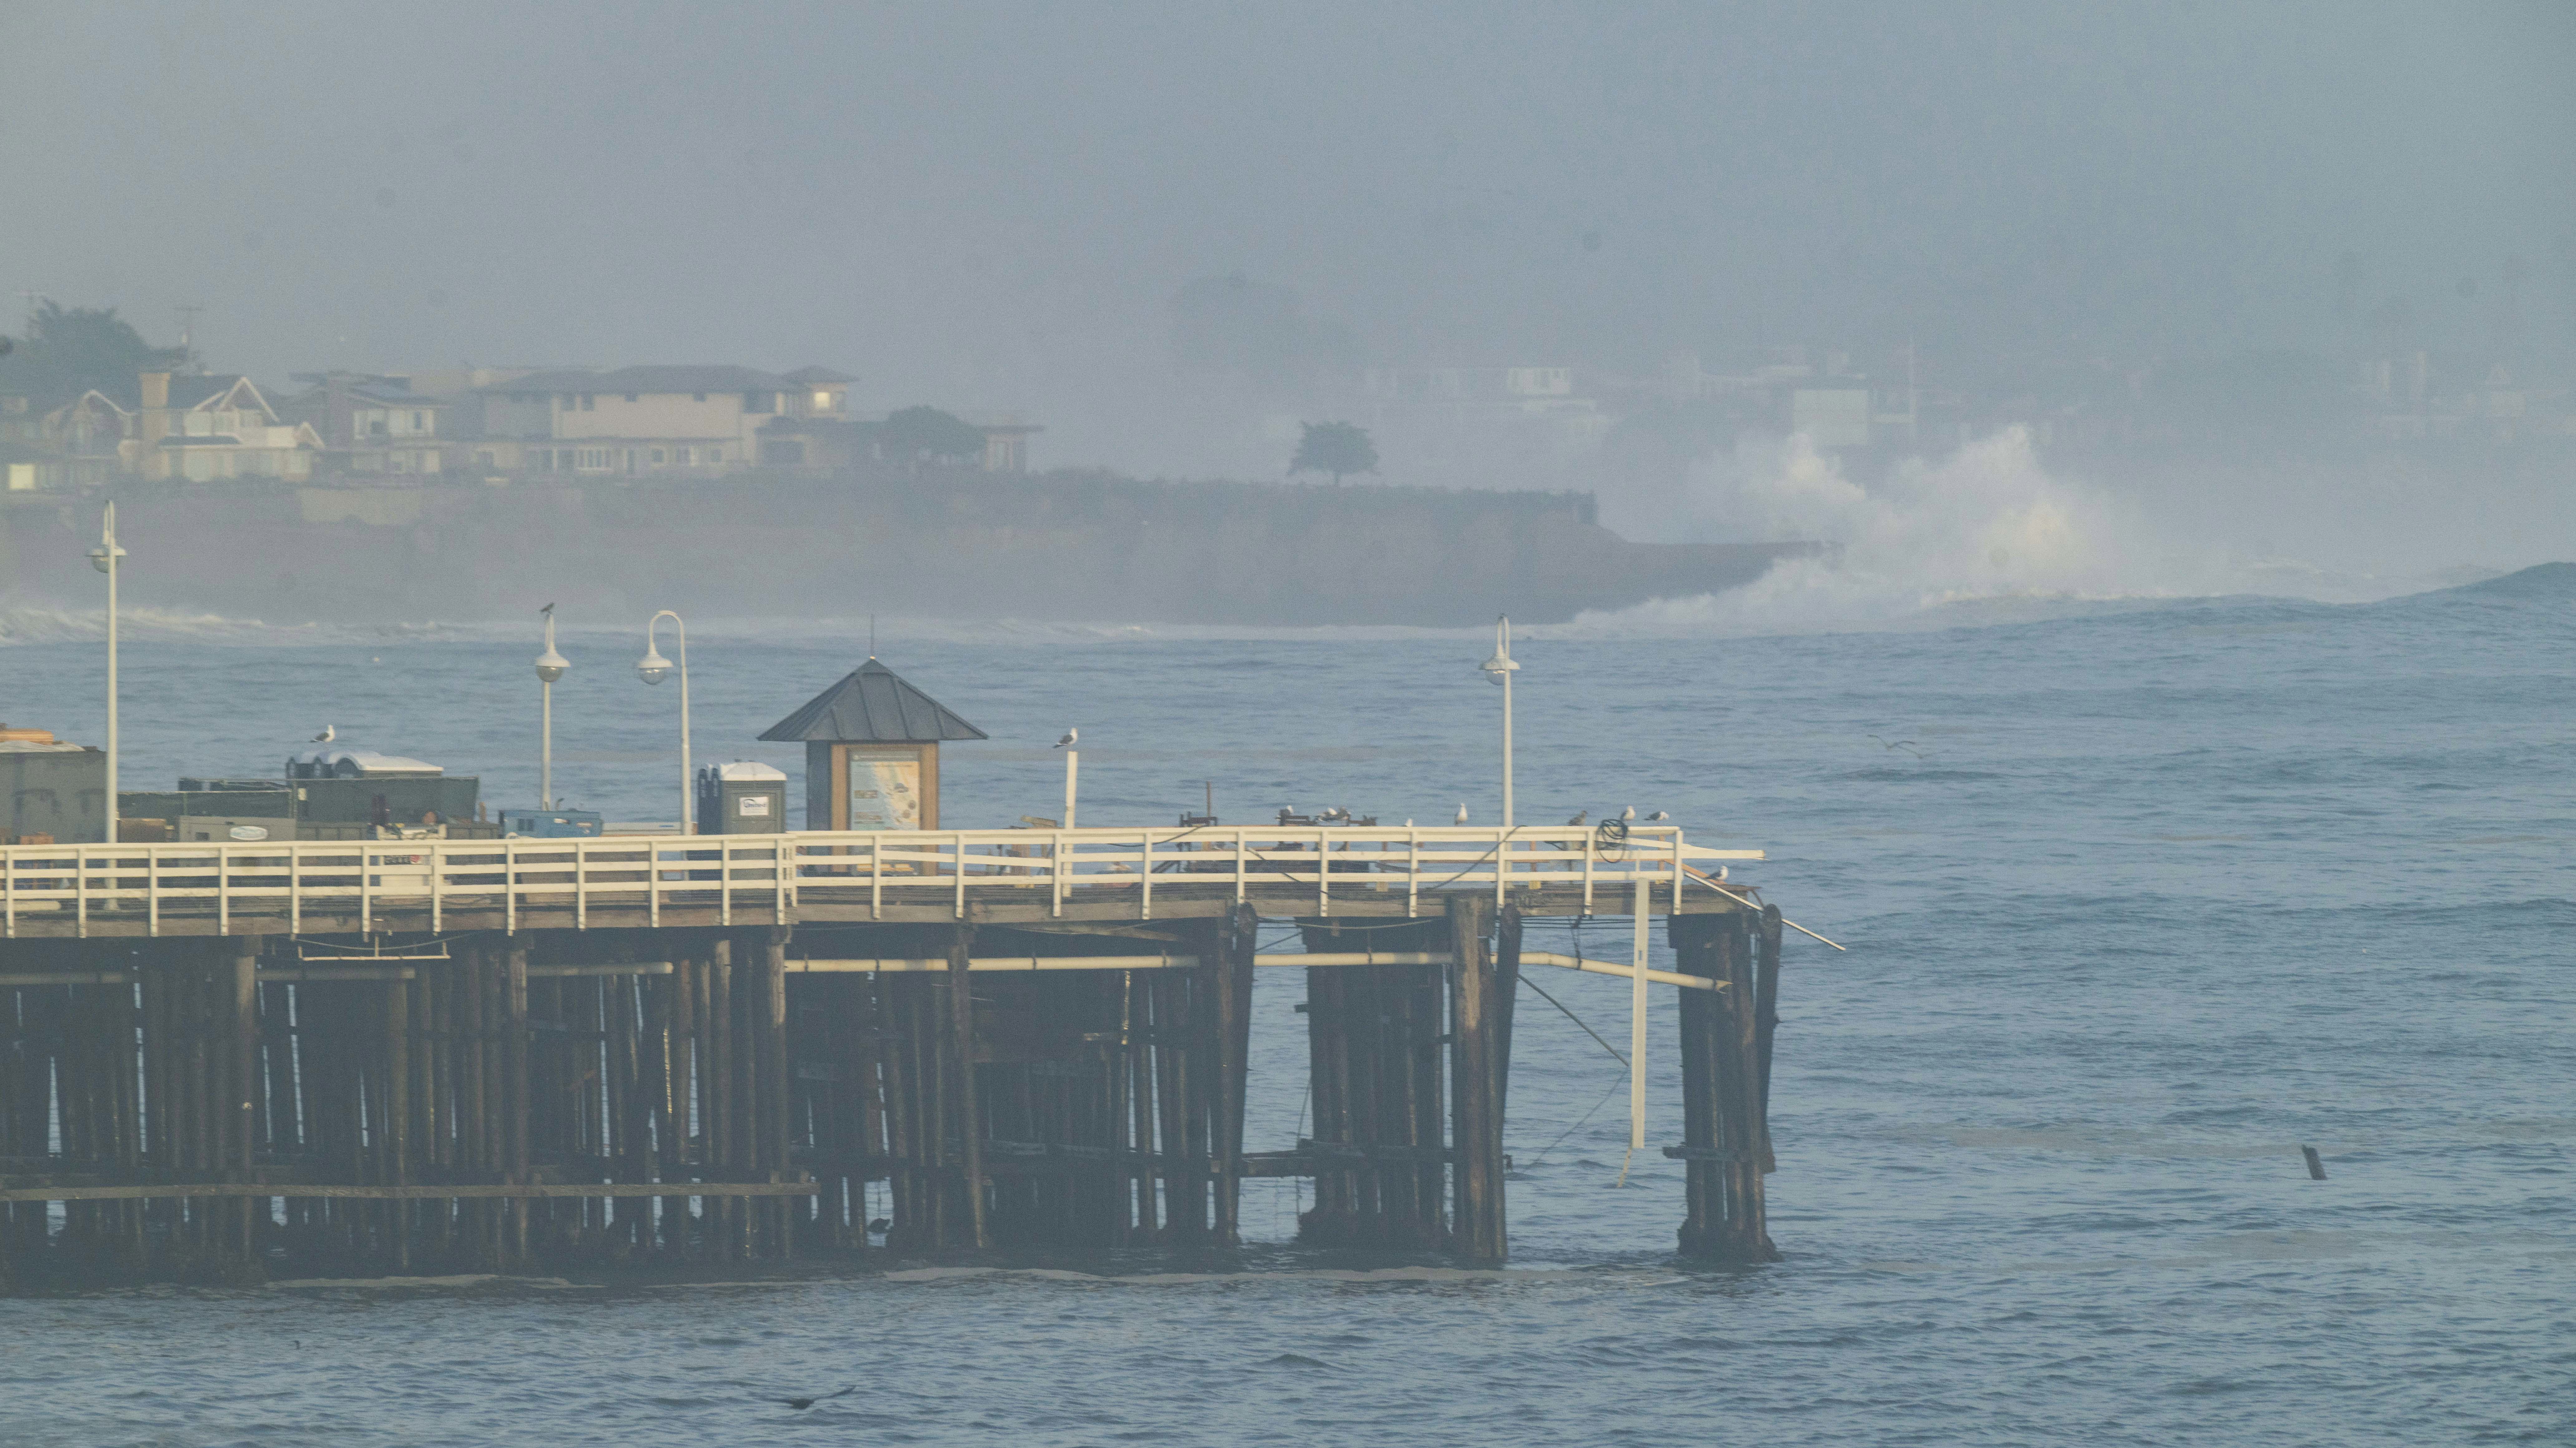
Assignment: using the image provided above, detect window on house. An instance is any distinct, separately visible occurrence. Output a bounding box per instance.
[412,411,426,430]
[559,395,574,409]
[744,391,774,413]
[704,446,722,462]
[678,447,693,465]
[580,395,595,410]
[649,448,665,464]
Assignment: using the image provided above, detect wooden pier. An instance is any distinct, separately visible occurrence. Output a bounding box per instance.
[0,824,1785,1286]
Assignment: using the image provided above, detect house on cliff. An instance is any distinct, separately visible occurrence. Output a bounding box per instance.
[278,374,452,477]
[470,364,853,477]
[124,372,322,483]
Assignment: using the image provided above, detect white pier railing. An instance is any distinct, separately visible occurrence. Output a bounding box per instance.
[0,825,1763,937]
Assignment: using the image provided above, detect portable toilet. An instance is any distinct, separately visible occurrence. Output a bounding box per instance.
[697,761,789,834]
[758,657,985,830]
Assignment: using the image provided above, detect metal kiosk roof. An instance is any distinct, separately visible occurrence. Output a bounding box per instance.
[757,658,987,744]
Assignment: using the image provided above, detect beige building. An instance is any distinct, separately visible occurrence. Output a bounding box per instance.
[124,372,321,482]
[475,365,853,476]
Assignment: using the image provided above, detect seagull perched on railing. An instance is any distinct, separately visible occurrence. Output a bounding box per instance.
[1053,728,1078,749]
[310,725,335,744]
[1622,805,1636,821]
[1454,803,1469,825]
[1566,809,1587,826]
[1646,810,1669,822]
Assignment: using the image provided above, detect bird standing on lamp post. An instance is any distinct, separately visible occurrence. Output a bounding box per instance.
[1054,727,1078,829]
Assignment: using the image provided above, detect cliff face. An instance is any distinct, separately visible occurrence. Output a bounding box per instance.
[0,470,1816,626]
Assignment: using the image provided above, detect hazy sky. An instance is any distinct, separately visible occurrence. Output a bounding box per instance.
[5,1,2570,469]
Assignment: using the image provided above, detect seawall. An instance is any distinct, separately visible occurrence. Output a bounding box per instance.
[0,469,1818,626]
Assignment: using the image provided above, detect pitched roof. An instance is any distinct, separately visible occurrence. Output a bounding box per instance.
[167,374,261,411]
[758,658,987,742]
[782,366,856,385]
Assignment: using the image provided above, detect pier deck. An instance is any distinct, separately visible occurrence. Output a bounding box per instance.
[0,825,1785,1286]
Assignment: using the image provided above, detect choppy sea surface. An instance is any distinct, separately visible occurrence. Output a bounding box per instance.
[2,569,2571,1446]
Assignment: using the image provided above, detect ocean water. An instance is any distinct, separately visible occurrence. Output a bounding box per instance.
[1,569,2570,1446]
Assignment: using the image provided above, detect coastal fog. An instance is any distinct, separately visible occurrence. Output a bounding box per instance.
[2,1,2571,625]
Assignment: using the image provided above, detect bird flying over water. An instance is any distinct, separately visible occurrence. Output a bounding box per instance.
[311,725,335,744]
[779,1387,856,1411]
[1054,728,1078,749]
[1868,734,1924,757]
[1454,803,1469,824]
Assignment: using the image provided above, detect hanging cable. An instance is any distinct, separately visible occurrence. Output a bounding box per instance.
[1516,973,1627,1068]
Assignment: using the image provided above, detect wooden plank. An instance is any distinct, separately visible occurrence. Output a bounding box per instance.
[0,1181,819,1203]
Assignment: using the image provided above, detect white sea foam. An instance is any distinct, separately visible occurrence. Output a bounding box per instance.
[1566,427,2475,637]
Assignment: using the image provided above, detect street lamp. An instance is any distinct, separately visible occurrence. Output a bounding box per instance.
[87,503,126,846]
[1478,615,1519,828]
[534,605,569,809]
[636,611,691,834]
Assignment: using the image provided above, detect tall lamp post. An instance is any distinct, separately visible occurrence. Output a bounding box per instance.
[534,605,569,809]
[636,611,691,834]
[1478,615,1519,828]
[87,504,126,846]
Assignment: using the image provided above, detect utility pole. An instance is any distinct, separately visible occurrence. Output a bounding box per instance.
[174,305,204,371]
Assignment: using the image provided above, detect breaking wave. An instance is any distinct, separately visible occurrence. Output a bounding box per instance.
[1573,428,2198,636]
[1569,427,2482,637]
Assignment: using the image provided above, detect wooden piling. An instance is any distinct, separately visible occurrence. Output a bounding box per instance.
[1211,904,1257,1245]
[759,927,793,1255]
[1754,905,1782,1175]
[946,922,990,1248]
[229,939,258,1266]
[1448,895,1505,1261]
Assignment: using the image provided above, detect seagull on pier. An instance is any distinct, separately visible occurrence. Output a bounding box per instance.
[1622,805,1636,821]
[1566,809,1587,826]
[1454,803,1469,825]
[310,725,335,744]
[778,1387,856,1411]
[1054,728,1078,749]
[1646,810,1669,822]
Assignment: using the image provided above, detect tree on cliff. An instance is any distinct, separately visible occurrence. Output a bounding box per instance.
[0,303,188,404]
[1290,421,1377,484]
[876,406,988,470]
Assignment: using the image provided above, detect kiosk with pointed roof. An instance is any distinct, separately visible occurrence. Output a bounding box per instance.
[760,658,986,831]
